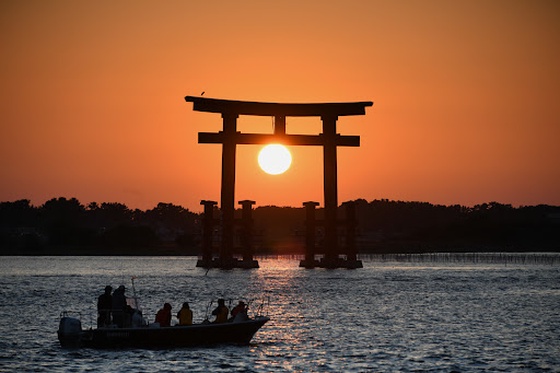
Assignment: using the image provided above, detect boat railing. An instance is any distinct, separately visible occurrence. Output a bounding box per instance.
[250,297,270,317]
[62,298,270,331]
[200,297,270,323]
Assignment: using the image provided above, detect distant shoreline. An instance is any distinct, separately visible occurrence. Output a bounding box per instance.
[2,243,558,257]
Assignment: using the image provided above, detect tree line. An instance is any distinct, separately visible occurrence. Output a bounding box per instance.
[0,198,198,255]
[350,199,559,253]
[1,197,558,255]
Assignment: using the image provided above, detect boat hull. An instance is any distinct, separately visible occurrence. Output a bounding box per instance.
[59,317,270,349]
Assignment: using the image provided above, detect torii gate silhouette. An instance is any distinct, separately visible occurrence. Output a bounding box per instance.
[185,96,373,268]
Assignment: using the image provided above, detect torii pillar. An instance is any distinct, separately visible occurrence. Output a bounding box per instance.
[185,96,372,268]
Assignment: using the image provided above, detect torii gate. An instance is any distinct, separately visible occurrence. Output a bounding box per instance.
[185,96,373,268]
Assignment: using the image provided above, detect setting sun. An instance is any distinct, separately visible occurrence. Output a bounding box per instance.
[258,144,292,175]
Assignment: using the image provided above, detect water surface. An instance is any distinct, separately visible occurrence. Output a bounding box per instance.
[0,255,558,372]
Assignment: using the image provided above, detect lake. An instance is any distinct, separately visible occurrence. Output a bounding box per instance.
[0,254,559,372]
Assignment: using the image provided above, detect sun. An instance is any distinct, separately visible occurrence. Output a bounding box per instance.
[258,144,292,175]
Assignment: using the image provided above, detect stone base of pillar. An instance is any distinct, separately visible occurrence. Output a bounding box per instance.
[299,259,321,268]
[196,257,259,269]
[299,257,363,269]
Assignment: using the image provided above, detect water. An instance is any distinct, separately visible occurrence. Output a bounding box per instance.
[0,254,559,372]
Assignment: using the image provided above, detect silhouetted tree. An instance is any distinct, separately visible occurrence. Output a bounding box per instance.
[0,199,37,227]
[103,224,159,249]
[0,199,43,253]
[39,197,93,245]
[141,202,197,243]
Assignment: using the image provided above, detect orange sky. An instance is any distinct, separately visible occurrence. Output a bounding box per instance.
[1,0,559,212]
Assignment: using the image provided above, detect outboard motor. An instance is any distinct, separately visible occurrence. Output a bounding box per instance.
[57,314,82,347]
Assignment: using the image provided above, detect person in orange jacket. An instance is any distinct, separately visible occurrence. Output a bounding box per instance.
[177,302,193,326]
[155,303,172,327]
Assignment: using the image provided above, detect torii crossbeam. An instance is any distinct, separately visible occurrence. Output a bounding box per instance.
[185,96,373,268]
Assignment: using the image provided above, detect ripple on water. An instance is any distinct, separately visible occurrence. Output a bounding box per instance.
[1,256,559,372]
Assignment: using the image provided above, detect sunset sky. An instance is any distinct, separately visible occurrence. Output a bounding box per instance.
[1,0,559,212]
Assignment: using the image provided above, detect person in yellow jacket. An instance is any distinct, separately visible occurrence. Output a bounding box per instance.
[177,302,193,326]
[211,299,229,323]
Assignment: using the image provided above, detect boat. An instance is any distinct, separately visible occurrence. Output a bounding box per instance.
[58,312,270,348]
[58,296,270,348]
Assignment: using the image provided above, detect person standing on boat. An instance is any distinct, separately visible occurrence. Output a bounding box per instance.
[97,285,112,327]
[211,299,229,323]
[111,285,127,328]
[155,303,172,327]
[177,302,193,326]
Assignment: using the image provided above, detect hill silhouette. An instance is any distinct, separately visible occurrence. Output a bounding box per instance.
[1,197,558,255]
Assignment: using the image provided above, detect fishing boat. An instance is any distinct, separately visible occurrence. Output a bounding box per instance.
[58,279,270,348]
[57,312,270,348]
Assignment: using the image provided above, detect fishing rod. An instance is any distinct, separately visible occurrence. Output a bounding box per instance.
[204,300,213,321]
[130,276,140,311]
